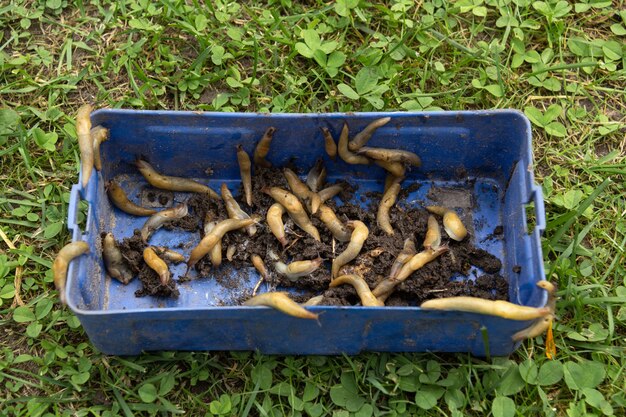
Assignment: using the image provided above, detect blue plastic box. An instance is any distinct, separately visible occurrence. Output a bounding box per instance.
[66,110,546,356]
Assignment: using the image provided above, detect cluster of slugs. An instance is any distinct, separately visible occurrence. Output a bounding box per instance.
[53,106,556,345]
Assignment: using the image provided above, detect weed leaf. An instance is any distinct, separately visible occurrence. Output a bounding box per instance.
[492,396,516,417]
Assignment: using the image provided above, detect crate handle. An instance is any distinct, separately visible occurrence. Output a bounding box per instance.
[67,184,83,236]
[530,183,545,234]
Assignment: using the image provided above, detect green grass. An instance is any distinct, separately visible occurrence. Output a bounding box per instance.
[1,0,625,415]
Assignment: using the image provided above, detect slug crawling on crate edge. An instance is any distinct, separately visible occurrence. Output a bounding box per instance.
[53,241,89,304]
[320,127,337,160]
[236,145,253,206]
[253,127,276,168]
[338,123,370,165]
[91,125,109,171]
[420,297,551,320]
[512,280,558,341]
[243,292,319,320]
[76,104,94,187]
[347,117,391,151]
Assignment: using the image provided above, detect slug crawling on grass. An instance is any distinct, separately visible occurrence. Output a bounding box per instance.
[338,123,370,165]
[140,203,188,243]
[106,180,157,216]
[253,127,276,168]
[373,246,449,302]
[331,221,369,278]
[135,159,219,200]
[53,241,89,304]
[143,247,171,286]
[76,104,94,187]
[347,117,391,151]
[320,127,337,160]
[187,217,260,272]
[236,145,253,206]
[377,177,401,235]
[91,125,109,171]
[283,168,322,215]
[103,233,134,284]
[274,257,323,281]
[426,206,468,241]
[243,292,319,320]
[315,204,352,242]
[221,183,257,236]
[263,187,320,241]
[420,297,551,320]
[330,274,384,307]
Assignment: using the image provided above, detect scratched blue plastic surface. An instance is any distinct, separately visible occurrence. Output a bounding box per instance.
[66,110,546,356]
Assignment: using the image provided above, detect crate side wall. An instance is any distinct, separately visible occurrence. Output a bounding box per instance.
[92,111,525,185]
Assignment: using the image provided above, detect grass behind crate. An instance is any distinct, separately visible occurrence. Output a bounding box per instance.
[1,0,625,415]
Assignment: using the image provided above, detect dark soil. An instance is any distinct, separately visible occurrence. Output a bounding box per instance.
[134,263,180,299]
[116,230,181,298]
[108,163,507,305]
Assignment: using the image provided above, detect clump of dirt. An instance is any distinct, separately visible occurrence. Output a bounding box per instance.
[117,230,145,274]
[110,160,507,305]
[135,264,180,299]
[165,193,223,232]
[116,230,180,298]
